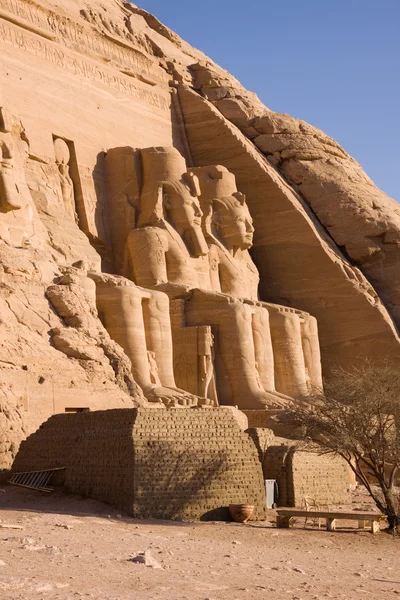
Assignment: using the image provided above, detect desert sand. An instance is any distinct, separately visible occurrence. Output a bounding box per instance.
[0,485,399,600]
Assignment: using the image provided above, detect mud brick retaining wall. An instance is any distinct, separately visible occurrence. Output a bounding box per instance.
[260,443,350,507]
[12,407,267,521]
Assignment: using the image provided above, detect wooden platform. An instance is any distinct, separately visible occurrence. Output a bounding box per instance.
[276,508,384,534]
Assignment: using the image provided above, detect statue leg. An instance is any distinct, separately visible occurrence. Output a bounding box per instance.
[251,306,275,391]
[95,282,200,406]
[185,293,287,409]
[94,282,153,391]
[301,313,323,390]
[142,290,176,388]
[0,163,22,212]
[268,308,309,398]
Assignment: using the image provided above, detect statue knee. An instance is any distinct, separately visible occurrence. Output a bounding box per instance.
[270,309,302,340]
[149,289,170,313]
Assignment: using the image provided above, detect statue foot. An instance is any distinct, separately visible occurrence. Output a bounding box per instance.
[238,389,291,410]
[145,386,200,408]
[269,390,292,402]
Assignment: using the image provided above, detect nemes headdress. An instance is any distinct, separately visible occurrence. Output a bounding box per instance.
[138,147,199,227]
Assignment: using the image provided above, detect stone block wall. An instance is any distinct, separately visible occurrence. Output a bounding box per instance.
[261,444,350,507]
[246,427,276,461]
[13,407,266,521]
[247,429,350,507]
[290,451,350,507]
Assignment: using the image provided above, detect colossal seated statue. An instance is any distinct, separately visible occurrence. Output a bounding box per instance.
[190,165,322,399]
[90,272,202,407]
[124,147,322,410]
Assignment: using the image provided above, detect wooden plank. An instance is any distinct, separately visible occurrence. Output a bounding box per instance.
[326,518,336,531]
[8,482,54,493]
[276,509,382,520]
[276,516,292,528]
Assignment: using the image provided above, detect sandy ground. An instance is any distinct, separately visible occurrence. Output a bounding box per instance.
[0,485,399,600]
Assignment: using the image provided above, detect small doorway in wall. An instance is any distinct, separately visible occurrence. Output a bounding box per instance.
[64,408,90,413]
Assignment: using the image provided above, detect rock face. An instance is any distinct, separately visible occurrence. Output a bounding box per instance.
[190,62,400,328]
[0,0,399,467]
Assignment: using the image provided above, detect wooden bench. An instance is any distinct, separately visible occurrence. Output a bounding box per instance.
[276,508,384,534]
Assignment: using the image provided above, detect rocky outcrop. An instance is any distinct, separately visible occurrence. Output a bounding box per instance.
[0,397,26,470]
[189,62,400,328]
[177,87,400,372]
[46,267,146,401]
[1,0,400,467]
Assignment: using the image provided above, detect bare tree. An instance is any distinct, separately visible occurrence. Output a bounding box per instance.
[288,362,400,533]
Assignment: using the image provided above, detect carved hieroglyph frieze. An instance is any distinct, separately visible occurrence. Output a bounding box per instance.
[0,0,167,86]
[0,19,170,110]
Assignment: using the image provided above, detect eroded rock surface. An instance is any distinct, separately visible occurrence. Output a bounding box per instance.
[0,0,399,466]
[190,62,400,326]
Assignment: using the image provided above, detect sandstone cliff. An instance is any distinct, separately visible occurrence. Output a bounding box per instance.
[0,0,399,467]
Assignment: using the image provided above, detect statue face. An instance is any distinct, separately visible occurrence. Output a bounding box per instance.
[164,183,203,232]
[216,195,255,250]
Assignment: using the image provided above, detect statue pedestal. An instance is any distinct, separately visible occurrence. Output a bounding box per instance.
[243,409,295,438]
[242,409,281,429]
[13,407,267,521]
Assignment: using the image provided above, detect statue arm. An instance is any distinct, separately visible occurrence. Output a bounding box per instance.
[126,228,191,298]
[189,287,241,304]
[126,227,169,288]
[209,245,223,293]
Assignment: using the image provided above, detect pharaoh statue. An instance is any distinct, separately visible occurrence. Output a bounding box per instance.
[125,147,322,410]
[53,137,77,222]
[0,110,43,247]
[190,165,323,398]
[0,140,22,213]
[90,272,204,407]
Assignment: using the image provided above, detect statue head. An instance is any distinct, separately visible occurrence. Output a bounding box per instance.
[191,165,255,252]
[163,174,202,231]
[213,193,254,251]
[53,137,71,166]
[139,147,208,257]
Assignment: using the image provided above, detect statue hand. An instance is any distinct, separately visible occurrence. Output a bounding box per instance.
[188,288,239,304]
[155,282,192,299]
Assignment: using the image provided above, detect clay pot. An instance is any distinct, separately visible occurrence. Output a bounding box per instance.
[229,503,254,523]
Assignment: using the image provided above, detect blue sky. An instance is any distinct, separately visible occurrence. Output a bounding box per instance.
[135,0,399,201]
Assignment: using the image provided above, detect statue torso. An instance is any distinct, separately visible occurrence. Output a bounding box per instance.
[127,225,213,292]
[164,226,212,291]
[212,244,259,300]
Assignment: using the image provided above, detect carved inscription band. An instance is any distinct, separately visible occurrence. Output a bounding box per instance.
[0,20,170,111]
[0,0,163,83]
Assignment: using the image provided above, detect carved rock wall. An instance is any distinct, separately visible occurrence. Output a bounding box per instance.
[1,0,400,468]
[190,62,400,330]
[0,0,179,465]
[13,407,267,521]
[177,88,400,371]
